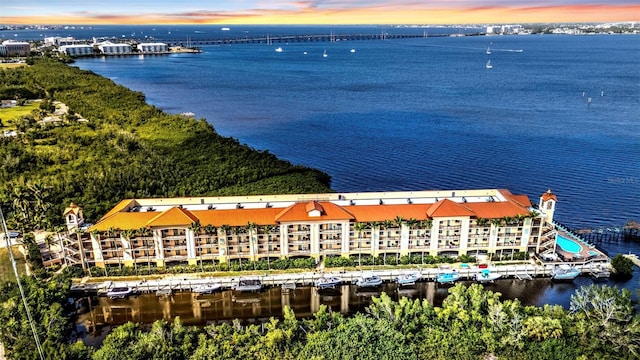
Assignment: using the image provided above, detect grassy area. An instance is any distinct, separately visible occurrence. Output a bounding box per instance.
[0,246,26,283]
[0,102,39,130]
[0,63,27,69]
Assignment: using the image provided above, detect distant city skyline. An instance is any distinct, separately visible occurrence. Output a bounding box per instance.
[1,1,638,25]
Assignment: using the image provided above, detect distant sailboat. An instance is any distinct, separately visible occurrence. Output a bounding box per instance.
[485,60,493,69]
[486,45,492,55]
[323,49,328,58]
[275,47,283,52]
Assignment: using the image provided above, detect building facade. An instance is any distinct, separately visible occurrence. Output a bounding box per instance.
[0,41,31,57]
[59,44,95,56]
[96,41,132,55]
[57,188,562,269]
[137,43,169,53]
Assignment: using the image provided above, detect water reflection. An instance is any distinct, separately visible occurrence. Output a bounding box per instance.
[76,276,636,347]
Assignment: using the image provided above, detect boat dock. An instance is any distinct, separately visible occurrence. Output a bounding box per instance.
[71,260,610,296]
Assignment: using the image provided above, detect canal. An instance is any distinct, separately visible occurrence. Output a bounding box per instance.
[76,267,637,347]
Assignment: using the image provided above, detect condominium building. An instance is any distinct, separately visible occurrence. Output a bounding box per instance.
[56,188,562,269]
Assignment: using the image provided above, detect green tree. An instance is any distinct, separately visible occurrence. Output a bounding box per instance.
[610,254,634,277]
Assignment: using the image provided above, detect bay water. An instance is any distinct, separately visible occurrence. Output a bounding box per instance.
[11,26,640,339]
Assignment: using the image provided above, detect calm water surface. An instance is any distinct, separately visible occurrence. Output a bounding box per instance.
[71,32,640,230]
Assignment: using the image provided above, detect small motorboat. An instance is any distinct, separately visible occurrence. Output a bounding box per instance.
[106,287,133,299]
[314,275,342,289]
[394,272,421,286]
[551,265,581,281]
[355,274,383,288]
[192,282,222,295]
[475,269,502,283]
[233,278,262,292]
[436,271,460,284]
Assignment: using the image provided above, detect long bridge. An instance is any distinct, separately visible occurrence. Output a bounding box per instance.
[164,32,483,46]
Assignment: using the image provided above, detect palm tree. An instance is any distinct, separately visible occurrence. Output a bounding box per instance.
[203,224,217,271]
[106,227,122,270]
[137,227,151,274]
[219,225,231,266]
[246,222,257,270]
[233,226,246,270]
[353,222,367,266]
[189,221,202,271]
[262,224,274,269]
[122,229,136,273]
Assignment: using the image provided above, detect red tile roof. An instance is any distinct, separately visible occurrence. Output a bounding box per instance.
[541,189,558,202]
[343,204,431,222]
[426,199,475,218]
[146,207,199,227]
[192,208,282,227]
[276,202,355,222]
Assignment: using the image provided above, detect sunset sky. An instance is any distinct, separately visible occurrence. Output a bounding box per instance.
[1,1,639,25]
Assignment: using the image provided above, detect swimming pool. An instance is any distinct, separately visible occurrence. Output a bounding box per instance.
[556,234,583,254]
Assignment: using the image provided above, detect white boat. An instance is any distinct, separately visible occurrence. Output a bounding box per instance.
[233,278,262,292]
[322,50,328,58]
[475,269,502,283]
[315,275,342,289]
[106,287,133,299]
[275,47,283,52]
[221,27,230,31]
[436,271,460,284]
[350,48,356,53]
[192,282,222,295]
[551,265,581,281]
[486,45,492,55]
[394,272,420,286]
[355,274,382,288]
[485,60,493,69]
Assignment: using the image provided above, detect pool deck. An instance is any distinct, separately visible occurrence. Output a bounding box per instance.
[555,229,607,262]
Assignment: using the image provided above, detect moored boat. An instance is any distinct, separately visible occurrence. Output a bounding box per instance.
[233,278,263,292]
[355,274,383,288]
[106,287,133,299]
[436,271,460,284]
[192,282,222,295]
[315,275,342,289]
[474,269,502,283]
[394,272,421,286]
[551,265,581,281]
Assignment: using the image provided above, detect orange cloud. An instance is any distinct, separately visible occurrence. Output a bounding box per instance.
[3,4,639,25]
